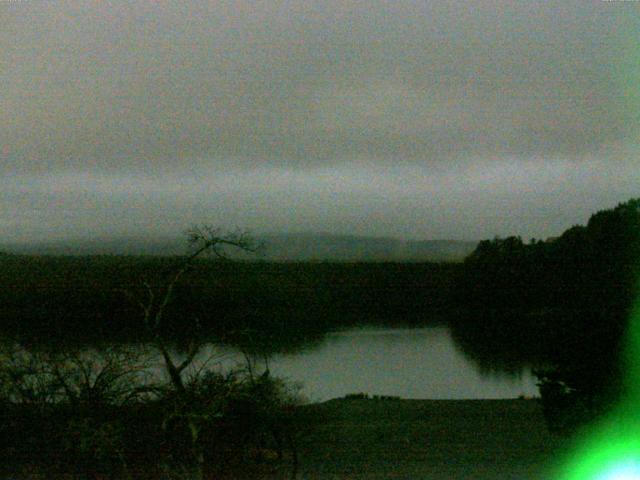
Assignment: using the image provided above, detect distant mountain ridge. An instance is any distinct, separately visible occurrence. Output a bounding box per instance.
[257,233,477,262]
[0,233,478,262]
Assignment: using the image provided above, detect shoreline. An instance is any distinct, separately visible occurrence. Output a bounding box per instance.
[296,397,568,479]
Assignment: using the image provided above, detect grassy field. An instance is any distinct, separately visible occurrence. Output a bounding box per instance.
[294,398,569,480]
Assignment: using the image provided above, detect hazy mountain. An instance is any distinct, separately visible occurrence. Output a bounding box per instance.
[258,234,477,262]
[0,233,477,262]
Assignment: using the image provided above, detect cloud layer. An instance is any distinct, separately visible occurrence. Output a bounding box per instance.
[2,1,639,241]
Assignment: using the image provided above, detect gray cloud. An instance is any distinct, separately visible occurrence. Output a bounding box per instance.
[2,155,639,242]
[2,1,639,242]
[3,1,635,174]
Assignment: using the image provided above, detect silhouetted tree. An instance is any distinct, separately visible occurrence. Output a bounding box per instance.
[127,226,257,479]
[453,199,640,433]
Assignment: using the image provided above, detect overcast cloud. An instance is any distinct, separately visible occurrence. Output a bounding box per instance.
[2,1,639,242]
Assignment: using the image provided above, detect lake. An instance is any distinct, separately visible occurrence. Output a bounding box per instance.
[196,326,539,402]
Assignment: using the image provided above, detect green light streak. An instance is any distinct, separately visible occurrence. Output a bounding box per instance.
[554,411,640,480]
[554,270,640,479]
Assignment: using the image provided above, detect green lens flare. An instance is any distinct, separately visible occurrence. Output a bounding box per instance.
[554,278,640,478]
[551,301,640,479]
[556,419,640,480]
[596,461,640,480]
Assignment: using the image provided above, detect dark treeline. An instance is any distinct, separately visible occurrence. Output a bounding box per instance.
[0,253,459,477]
[452,198,640,431]
[0,256,457,349]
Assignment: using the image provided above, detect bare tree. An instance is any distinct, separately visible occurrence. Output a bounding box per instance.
[127,226,257,479]
[131,226,256,392]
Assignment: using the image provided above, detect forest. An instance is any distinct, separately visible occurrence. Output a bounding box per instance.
[453,198,640,433]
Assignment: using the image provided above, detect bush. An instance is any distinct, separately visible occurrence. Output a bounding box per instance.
[159,368,303,478]
[0,344,303,479]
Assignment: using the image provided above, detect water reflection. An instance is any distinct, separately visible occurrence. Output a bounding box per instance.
[192,327,539,402]
[1,326,540,403]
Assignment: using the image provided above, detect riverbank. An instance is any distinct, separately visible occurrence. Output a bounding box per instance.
[294,397,569,479]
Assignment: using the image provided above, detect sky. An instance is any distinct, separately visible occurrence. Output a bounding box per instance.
[2,1,639,243]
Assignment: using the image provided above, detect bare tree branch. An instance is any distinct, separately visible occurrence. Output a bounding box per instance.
[125,227,256,394]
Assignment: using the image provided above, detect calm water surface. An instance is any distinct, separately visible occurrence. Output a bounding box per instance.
[201,326,539,402]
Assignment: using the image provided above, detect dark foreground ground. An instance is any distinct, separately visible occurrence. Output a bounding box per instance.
[2,398,571,480]
[294,398,569,480]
